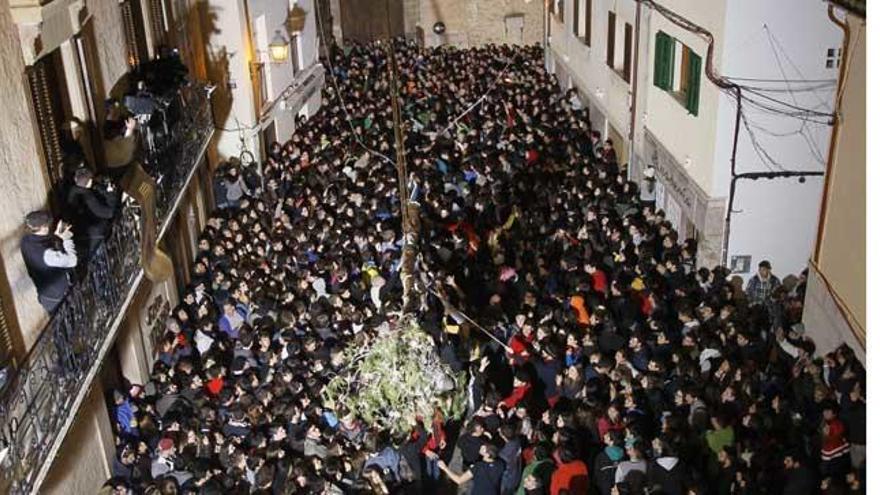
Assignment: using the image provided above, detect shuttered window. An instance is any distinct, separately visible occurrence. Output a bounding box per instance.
[653,30,701,116]
[606,11,615,68]
[622,22,633,83]
[584,0,592,46]
[685,50,702,115]
[653,31,674,90]
[121,0,149,67]
[148,0,169,50]
[26,53,67,191]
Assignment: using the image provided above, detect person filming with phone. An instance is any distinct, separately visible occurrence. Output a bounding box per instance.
[21,211,78,313]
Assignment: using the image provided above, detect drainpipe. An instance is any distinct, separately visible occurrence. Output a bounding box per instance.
[627,0,642,180]
[543,0,550,69]
[812,5,850,263]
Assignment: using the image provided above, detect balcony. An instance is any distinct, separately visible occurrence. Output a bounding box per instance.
[0,83,215,495]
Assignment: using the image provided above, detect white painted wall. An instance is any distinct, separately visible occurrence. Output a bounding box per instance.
[209,0,322,161]
[207,0,260,161]
[714,0,840,277]
[642,1,728,197]
[249,0,321,145]
[548,0,636,144]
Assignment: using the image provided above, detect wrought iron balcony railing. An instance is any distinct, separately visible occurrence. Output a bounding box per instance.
[0,82,215,495]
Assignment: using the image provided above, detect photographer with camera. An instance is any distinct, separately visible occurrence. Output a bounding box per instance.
[66,167,118,260]
[20,211,78,313]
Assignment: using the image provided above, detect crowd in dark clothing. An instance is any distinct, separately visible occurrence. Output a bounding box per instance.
[102,40,866,495]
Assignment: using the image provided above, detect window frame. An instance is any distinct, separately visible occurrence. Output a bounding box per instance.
[622,22,633,83]
[606,11,616,68]
[573,0,592,46]
[653,30,701,116]
[291,33,301,76]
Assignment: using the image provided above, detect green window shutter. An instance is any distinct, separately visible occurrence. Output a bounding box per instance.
[686,49,702,115]
[653,31,672,90]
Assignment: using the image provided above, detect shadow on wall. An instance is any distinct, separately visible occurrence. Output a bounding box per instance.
[195,2,233,164]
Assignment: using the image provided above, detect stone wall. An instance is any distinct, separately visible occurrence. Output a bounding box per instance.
[0,0,51,351]
[416,0,544,47]
[87,0,130,98]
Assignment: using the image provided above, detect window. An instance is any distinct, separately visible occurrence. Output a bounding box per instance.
[27,51,68,191]
[148,0,174,50]
[121,0,149,67]
[622,22,633,83]
[556,0,565,22]
[606,11,615,68]
[653,30,701,116]
[257,63,269,107]
[291,34,301,75]
[825,48,841,68]
[573,0,592,45]
[0,290,16,371]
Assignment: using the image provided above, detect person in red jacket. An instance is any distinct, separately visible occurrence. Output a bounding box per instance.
[585,261,608,296]
[597,404,626,441]
[422,409,447,480]
[550,445,589,495]
[501,369,534,411]
[819,400,851,480]
[508,319,536,364]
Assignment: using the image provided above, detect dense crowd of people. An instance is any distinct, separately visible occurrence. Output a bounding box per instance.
[102,40,865,495]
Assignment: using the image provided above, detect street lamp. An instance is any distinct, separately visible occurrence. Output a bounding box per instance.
[287,4,307,34]
[268,30,289,63]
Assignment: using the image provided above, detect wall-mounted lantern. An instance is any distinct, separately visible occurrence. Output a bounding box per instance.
[268,30,290,63]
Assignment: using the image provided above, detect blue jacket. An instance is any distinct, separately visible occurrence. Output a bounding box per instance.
[218,304,249,339]
[115,400,136,435]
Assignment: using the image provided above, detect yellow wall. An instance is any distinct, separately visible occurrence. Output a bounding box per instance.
[42,385,115,495]
[0,0,52,351]
[814,13,865,336]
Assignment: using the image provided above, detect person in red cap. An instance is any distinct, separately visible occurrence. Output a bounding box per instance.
[151,437,176,479]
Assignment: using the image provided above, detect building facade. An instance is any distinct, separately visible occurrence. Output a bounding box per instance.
[0,1,321,493]
[322,0,544,47]
[548,0,842,277]
[802,2,865,362]
[209,0,324,166]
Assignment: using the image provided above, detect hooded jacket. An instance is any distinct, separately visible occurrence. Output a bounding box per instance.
[593,445,625,495]
[647,456,688,495]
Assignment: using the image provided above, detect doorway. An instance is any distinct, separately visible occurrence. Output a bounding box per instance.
[339,0,404,43]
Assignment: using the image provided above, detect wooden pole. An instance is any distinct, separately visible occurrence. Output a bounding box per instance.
[383,0,419,313]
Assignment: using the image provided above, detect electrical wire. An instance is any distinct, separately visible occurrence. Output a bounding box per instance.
[760,23,835,168]
[726,76,837,83]
[432,57,514,139]
[764,26,834,112]
[315,5,396,166]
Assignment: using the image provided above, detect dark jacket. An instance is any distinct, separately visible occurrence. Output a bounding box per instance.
[782,466,815,495]
[66,184,117,240]
[593,445,625,495]
[20,234,73,300]
[646,457,688,495]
